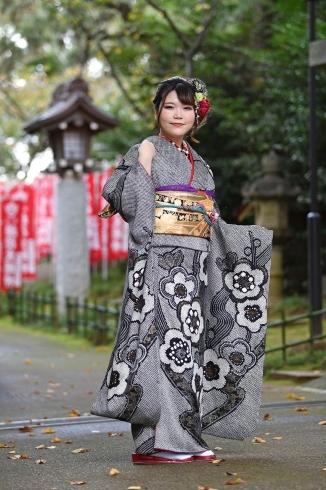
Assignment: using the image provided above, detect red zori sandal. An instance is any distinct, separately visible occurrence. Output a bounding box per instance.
[193,450,216,461]
[132,451,194,464]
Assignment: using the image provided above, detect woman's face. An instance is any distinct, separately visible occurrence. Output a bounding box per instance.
[156,90,195,145]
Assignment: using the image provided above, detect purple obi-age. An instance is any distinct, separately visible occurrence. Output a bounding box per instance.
[155,184,216,200]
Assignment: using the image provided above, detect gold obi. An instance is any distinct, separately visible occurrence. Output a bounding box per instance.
[154,190,215,240]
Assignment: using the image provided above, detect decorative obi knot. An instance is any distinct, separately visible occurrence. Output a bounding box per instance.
[154,190,218,240]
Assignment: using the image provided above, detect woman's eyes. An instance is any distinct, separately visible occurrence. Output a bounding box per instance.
[164,105,193,110]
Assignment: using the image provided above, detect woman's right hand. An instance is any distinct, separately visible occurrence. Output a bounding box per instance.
[138,139,155,176]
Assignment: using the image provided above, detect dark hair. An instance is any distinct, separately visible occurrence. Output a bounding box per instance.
[152,76,209,142]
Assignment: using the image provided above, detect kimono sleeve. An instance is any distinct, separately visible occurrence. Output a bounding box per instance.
[101,145,156,248]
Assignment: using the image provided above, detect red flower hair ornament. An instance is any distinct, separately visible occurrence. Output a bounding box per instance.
[191,78,210,124]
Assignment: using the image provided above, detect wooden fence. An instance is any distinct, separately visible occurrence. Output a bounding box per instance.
[3,290,120,345]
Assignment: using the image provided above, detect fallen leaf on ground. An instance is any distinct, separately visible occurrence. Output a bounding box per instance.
[198,486,218,490]
[35,445,45,449]
[273,437,283,440]
[286,393,306,401]
[226,472,238,476]
[64,440,72,444]
[3,420,12,423]
[263,414,273,421]
[9,451,16,454]
[109,468,120,476]
[21,454,31,459]
[24,358,33,365]
[41,429,56,434]
[8,455,22,460]
[69,409,80,417]
[46,446,56,450]
[71,448,91,453]
[214,446,222,451]
[294,407,308,412]
[127,487,141,490]
[209,458,226,464]
[225,477,245,485]
[29,434,36,437]
[0,443,15,448]
[252,437,266,443]
[35,459,47,464]
[33,391,41,395]
[51,438,61,443]
[69,483,87,486]
[107,432,124,437]
[322,468,326,472]
[318,421,326,425]
[19,426,34,433]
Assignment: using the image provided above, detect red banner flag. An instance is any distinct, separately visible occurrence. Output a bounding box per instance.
[98,168,129,262]
[34,175,55,259]
[85,173,102,264]
[0,199,23,290]
[8,183,37,280]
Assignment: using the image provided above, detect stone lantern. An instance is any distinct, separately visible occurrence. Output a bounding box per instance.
[242,151,300,306]
[24,77,119,312]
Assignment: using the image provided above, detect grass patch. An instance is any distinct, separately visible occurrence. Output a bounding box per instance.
[0,316,113,353]
[21,261,127,301]
[264,349,325,375]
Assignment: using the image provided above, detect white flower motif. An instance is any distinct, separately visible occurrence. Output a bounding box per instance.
[160,267,196,308]
[203,349,230,391]
[160,329,193,374]
[178,299,204,344]
[192,362,203,404]
[128,256,147,296]
[199,252,208,285]
[236,296,267,333]
[117,335,147,372]
[106,360,130,398]
[223,259,267,302]
[220,339,256,376]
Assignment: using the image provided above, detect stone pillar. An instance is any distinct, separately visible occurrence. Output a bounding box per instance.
[55,175,90,314]
[242,151,300,307]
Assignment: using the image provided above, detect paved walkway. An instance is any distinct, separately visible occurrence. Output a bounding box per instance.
[1,323,326,490]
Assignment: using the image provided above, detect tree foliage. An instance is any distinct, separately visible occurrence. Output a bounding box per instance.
[1,0,326,291]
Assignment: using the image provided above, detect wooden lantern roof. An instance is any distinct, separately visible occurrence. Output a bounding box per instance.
[24,77,119,134]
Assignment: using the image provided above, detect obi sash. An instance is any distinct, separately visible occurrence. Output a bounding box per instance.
[154,189,218,240]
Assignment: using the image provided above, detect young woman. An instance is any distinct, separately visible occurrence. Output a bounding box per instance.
[91,77,272,464]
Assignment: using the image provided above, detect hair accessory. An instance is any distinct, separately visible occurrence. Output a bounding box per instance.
[191,78,210,124]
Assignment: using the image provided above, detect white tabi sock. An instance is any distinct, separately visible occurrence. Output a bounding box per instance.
[194,450,215,457]
[152,451,193,460]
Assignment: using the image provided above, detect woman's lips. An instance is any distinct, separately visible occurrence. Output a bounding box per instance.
[171,123,184,127]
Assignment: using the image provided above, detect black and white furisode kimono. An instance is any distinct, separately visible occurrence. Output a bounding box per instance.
[91,136,273,453]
